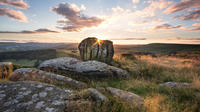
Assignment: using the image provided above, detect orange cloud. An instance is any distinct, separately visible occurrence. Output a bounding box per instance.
[0,0,29,9]
[154,23,182,30]
[193,23,200,27]
[175,9,200,21]
[165,0,200,14]
[0,8,27,22]
[0,28,59,34]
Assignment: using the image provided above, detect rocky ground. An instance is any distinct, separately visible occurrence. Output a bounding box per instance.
[0,58,141,112]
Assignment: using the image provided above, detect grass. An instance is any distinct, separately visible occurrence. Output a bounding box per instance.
[86,54,200,112]
[1,44,200,112]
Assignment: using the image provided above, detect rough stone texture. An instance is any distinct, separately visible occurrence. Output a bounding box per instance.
[66,88,109,112]
[0,62,13,79]
[78,37,114,63]
[87,88,108,102]
[106,87,144,107]
[0,81,72,112]
[9,68,87,90]
[159,82,191,88]
[38,57,129,78]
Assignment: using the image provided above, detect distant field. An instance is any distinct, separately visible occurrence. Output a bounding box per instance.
[0,42,200,67]
[1,42,200,112]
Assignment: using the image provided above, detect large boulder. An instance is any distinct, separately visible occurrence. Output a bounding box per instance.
[9,68,87,90]
[0,81,72,112]
[106,87,144,107]
[0,62,13,79]
[38,57,129,78]
[78,37,114,63]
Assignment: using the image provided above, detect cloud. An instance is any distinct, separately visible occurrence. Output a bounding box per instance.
[134,0,172,18]
[175,9,200,20]
[154,23,182,30]
[132,0,139,3]
[110,38,146,40]
[0,8,27,22]
[132,20,147,24]
[0,28,59,34]
[165,0,200,14]
[167,37,200,40]
[52,3,104,32]
[192,23,200,27]
[0,0,29,9]
[189,27,200,31]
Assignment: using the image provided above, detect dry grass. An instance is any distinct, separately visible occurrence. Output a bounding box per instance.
[0,78,9,82]
[144,94,169,112]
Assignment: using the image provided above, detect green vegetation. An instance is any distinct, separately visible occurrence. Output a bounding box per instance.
[87,55,200,112]
[1,43,200,112]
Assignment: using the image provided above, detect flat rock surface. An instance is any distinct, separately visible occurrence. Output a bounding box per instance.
[38,57,129,78]
[107,87,144,107]
[0,81,72,112]
[159,82,191,88]
[9,68,87,90]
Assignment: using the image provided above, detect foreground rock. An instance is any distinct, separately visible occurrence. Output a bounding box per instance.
[78,37,114,63]
[0,81,72,112]
[0,62,13,79]
[38,57,129,78]
[9,68,87,90]
[107,87,144,107]
[66,88,109,112]
[159,82,191,88]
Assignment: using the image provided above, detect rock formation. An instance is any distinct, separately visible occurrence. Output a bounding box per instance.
[9,68,87,90]
[78,37,114,63]
[0,81,72,112]
[0,62,13,79]
[38,57,129,78]
[106,87,144,107]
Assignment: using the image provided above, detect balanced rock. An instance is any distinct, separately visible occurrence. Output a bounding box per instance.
[9,68,87,90]
[0,81,72,112]
[38,57,129,78]
[159,82,191,88]
[0,62,13,79]
[106,87,144,107]
[78,37,114,63]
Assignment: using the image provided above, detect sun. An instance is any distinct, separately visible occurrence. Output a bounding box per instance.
[98,36,107,40]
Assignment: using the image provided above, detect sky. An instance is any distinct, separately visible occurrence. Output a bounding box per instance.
[0,0,199,44]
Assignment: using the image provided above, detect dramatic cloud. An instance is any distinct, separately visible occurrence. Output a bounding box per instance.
[52,3,104,32]
[165,0,200,14]
[0,28,59,34]
[0,0,29,9]
[175,9,200,20]
[154,23,182,30]
[0,8,27,22]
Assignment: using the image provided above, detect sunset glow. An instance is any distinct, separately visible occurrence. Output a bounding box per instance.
[0,0,199,44]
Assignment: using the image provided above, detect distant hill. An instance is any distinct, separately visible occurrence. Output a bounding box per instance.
[0,42,75,52]
[114,43,200,55]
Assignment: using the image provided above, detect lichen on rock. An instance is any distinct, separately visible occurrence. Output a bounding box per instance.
[0,81,72,112]
[9,68,87,90]
[38,57,129,78]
